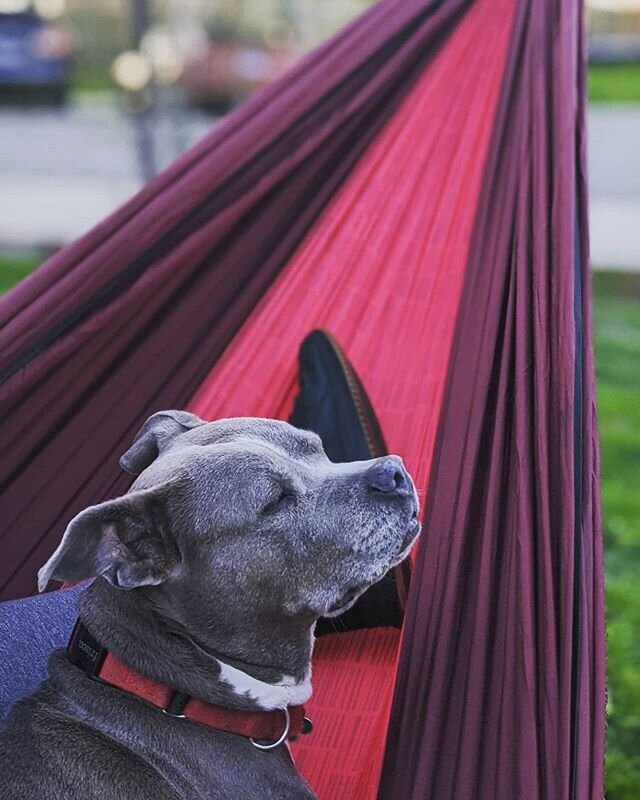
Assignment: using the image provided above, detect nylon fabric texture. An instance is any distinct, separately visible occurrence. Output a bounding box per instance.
[0,0,472,600]
[378,1,605,798]
[188,0,515,795]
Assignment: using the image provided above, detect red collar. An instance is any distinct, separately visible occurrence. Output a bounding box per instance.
[67,619,311,749]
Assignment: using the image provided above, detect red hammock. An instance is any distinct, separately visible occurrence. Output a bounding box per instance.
[0,0,605,798]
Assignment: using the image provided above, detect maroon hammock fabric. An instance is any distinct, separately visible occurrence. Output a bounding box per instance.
[0,0,604,798]
[378,1,605,799]
[0,0,473,599]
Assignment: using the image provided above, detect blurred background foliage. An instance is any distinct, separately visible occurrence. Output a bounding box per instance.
[26,0,640,103]
[53,0,374,96]
[13,0,640,103]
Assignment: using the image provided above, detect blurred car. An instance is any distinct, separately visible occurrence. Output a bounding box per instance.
[180,36,294,113]
[0,5,74,106]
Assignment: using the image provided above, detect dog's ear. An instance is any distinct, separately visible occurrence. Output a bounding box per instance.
[120,410,206,475]
[37,484,180,592]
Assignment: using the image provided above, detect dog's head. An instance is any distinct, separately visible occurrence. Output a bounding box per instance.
[39,411,420,634]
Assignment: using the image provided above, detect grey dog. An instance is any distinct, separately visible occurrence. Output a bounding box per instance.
[0,411,420,799]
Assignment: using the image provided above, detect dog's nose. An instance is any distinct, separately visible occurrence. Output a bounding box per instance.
[365,456,412,497]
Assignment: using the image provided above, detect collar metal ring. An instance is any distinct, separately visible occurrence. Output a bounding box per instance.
[250,707,290,751]
[161,709,186,719]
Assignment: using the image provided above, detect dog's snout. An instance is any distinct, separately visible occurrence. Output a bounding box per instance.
[365,456,411,497]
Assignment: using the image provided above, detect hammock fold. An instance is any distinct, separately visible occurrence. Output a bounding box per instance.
[0,0,605,798]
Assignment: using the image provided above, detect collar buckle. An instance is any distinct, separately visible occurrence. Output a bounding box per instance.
[250,707,290,750]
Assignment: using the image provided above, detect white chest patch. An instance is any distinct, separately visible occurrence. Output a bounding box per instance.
[215,658,312,710]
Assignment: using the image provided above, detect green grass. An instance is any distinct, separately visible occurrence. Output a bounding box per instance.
[70,60,639,102]
[592,272,640,800]
[71,64,114,93]
[0,254,41,294]
[589,62,640,104]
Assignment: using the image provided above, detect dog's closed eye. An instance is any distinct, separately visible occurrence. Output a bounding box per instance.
[261,487,295,516]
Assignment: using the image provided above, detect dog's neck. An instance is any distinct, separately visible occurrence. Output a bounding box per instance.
[78,579,314,712]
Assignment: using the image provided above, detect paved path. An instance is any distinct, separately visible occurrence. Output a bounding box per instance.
[589,106,640,271]
[0,101,639,269]
[0,99,212,248]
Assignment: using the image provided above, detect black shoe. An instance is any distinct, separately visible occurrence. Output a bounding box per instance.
[289,329,411,635]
